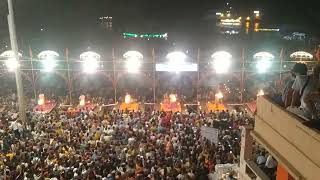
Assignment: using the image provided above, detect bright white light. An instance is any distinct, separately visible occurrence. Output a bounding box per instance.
[38,94,45,106]
[290,51,313,60]
[169,94,177,103]
[220,19,241,26]
[123,51,143,59]
[80,51,101,60]
[155,63,197,72]
[0,50,22,58]
[211,51,232,74]
[38,50,59,59]
[167,51,187,65]
[166,51,187,73]
[79,95,85,106]
[125,94,131,104]
[257,89,264,97]
[256,59,272,73]
[5,58,19,72]
[253,52,274,73]
[38,50,59,72]
[123,51,143,73]
[254,11,260,14]
[83,59,99,73]
[126,57,141,73]
[253,52,275,60]
[215,92,224,99]
[42,58,56,72]
[80,51,101,73]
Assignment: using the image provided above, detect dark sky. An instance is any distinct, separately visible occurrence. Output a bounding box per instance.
[1,0,319,34]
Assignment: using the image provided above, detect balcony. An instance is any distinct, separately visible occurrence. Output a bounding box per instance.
[252,96,320,179]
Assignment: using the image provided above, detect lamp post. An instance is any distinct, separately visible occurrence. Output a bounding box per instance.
[7,0,27,126]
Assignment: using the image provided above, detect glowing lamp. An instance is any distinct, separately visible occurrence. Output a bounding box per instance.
[80,51,101,73]
[215,92,223,99]
[1,50,22,72]
[257,89,265,97]
[169,94,177,103]
[125,94,131,104]
[0,50,22,58]
[123,51,143,73]
[38,50,59,72]
[254,52,274,74]
[166,51,187,66]
[290,51,313,60]
[5,58,19,72]
[79,95,85,106]
[38,94,45,106]
[211,51,232,74]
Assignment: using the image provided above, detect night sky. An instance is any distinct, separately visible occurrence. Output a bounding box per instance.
[1,0,319,35]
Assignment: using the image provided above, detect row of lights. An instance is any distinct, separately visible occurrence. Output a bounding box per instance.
[1,50,312,74]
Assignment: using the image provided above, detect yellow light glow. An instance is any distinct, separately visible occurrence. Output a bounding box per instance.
[169,94,177,103]
[215,92,223,99]
[125,94,131,104]
[38,94,45,106]
[246,17,250,21]
[257,89,264,97]
[79,95,85,106]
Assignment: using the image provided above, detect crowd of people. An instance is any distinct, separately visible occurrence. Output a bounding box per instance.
[0,94,254,179]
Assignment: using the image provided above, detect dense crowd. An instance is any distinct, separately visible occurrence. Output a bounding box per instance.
[0,95,253,179]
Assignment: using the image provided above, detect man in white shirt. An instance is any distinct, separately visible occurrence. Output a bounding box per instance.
[265,154,277,177]
[265,155,277,169]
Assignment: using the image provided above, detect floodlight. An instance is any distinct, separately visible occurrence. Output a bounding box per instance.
[1,50,22,72]
[123,51,143,73]
[256,59,272,73]
[290,51,313,60]
[5,58,19,71]
[125,94,132,104]
[211,51,232,74]
[38,50,59,72]
[253,52,274,73]
[257,89,264,96]
[169,94,177,103]
[166,51,187,65]
[38,50,59,59]
[215,92,223,99]
[0,50,22,58]
[80,51,101,73]
[253,52,274,60]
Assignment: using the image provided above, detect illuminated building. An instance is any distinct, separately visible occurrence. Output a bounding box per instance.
[99,16,113,31]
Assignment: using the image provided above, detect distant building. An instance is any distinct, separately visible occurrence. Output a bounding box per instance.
[99,16,113,31]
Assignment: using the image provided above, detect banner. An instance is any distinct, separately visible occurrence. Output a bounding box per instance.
[201,126,219,145]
